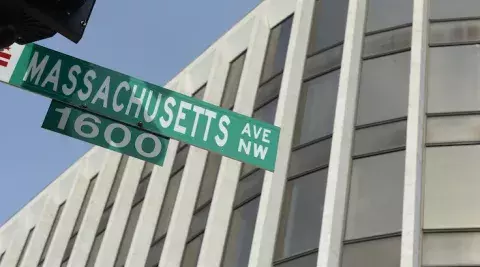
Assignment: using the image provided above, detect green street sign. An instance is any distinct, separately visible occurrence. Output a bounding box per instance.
[0,44,280,171]
[42,100,169,166]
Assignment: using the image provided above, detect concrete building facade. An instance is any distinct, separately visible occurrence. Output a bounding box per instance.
[1,0,480,266]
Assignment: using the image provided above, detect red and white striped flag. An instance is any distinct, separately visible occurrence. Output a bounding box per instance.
[0,47,12,67]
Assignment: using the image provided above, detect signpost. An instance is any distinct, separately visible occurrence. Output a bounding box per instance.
[0,44,280,171]
[43,101,169,165]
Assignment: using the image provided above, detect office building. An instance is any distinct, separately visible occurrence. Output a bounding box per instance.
[1,0,479,266]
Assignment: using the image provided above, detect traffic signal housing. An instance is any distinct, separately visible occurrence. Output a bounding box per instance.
[0,0,97,49]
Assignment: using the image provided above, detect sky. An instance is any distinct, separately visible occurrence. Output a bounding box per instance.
[0,0,260,225]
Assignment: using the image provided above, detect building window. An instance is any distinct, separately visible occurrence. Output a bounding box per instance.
[308,0,349,55]
[430,20,480,46]
[193,84,207,100]
[353,121,407,157]
[365,0,412,33]
[16,227,34,267]
[261,17,293,83]
[38,202,65,266]
[424,145,480,229]
[221,51,247,109]
[430,0,480,20]
[274,169,328,261]
[152,170,183,241]
[146,239,164,267]
[345,151,405,241]
[195,152,222,209]
[288,138,331,178]
[294,70,339,146]
[423,232,480,266]
[86,231,105,267]
[106,155,129,208]
[356,52,410,126]
[253,99,278,125]
[428,45,480,114]
[342,237,401,267]
[147,169,183,264]
[61,175,98,265]
[181,234,204,267]
[114,175,150,267]
[222,197,261,267]
[220,169,264,267]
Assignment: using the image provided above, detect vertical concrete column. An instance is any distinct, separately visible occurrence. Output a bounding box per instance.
[93,157,144,267]
[0,222,30,267]
[20,198,58,267]
[400,0,429,266]
[43,169,89,267]
[316,0,367,266]
[124,79,186,267]
[247,0,315,266]
[67,151,122,267]
[158,50,230,267]
[124,141,179,267]
[196,13,270,267]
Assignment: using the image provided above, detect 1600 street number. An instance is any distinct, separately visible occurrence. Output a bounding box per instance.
[42,101,169,165]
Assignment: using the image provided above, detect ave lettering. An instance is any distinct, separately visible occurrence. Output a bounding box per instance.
[238,123,271,160]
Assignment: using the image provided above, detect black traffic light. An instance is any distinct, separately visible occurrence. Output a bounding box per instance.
[0,0,97,49]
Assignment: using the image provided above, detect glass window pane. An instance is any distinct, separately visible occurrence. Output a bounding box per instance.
[181,234,204,267]
[133,176,150,205]
[428,45,480,114]
[72,176,97,234]
[303,46,342,81]
[234,170,264,207]
[222,52,246,109]
[16,227,34,267]
[341,237,401,267]
[423,232,480,266]
[308,0,349,54]
[114,201,143,267]
[188,205,210,240]
[430,20,480,46]
[345,151,405,240]
[430,0,480,20]
[172,146,190,175]
[353,120,407,157]
[294,71,339,145]
[146,239,164,267]
[253,99,278,125]
[153,170,183,240]
[357,52,410,126]
[275,170,328,259]
[196,153,222,209]
[240,164,257,178]
[86,231,105,267]
[142,163,154,178]
[222,198,260,267]
[427,115,480,144]
[254,74,281,110]
[288,138,331,178]
[62,235,76,263]
[261,17,293,83]
[424,146,480,229]
[98,207,112,233]
[40,202,65,262]
[362,27,412,59]
[106,155,129,207]
[193,85,206,100]
[366,0,412,33]
[275,253,317,267]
